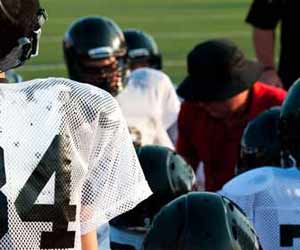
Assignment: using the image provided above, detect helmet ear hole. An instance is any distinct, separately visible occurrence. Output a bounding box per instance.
[171,163,176,171]
[228,202,234,212]
[232,225,238,240]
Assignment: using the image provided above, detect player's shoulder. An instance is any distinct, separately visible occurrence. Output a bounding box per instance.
[27,77,120,115]
[222,166,283,196]
[253,81,287,100]
[128,68,172,89]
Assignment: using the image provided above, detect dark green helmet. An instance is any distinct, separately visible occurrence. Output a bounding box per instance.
[110,145,195,231]
[63,16,127,96]
[124,29,162,70]
[279,79,300,166]
[238,106,282,175]
[143,192,261,250]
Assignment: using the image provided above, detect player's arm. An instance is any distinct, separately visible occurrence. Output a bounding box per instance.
[246,0,281,62]
[81,230,98,250]
[246,0,282,87]
[252,28,282,87]
[253,28,275,71]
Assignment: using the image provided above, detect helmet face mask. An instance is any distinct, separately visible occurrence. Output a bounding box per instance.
[76,55,125,96]
[238,146,281,175]
[63,16,128,96]
[0,8,47,72]
[279,113,300,166]
[237,106,283,175]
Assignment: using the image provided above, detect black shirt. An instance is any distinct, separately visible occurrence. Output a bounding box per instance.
[246,0,300,89]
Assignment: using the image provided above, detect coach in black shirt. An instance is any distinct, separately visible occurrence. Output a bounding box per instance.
[246,0,299,90]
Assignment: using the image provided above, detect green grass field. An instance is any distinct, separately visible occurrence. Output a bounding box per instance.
[17,0,254,84]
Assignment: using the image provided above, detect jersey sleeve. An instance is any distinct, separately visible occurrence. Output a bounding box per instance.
[246,0,283,29]
[80,91,152,235]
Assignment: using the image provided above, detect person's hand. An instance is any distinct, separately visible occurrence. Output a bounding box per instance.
[259,69,283,88]
[193,161,205,191]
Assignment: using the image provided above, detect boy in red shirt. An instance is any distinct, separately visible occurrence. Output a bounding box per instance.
[176,39,286,191]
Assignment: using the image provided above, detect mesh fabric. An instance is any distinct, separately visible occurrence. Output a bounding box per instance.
[220,166,300,250]
[0,78,151,250]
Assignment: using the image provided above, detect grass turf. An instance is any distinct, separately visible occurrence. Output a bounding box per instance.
[17,0,255,84]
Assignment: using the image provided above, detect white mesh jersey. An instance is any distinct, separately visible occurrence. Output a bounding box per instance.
[116,68,180,149]
[220,166,300,250]
[0,78,152,250]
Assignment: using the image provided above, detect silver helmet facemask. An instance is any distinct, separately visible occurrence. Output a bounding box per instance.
[0,6,47,72]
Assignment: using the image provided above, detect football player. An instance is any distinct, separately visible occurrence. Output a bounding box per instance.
[116,68,180,148]
[63,16,127,97]
[123,28,180,144]
[63,17,180,148]
[109,145,195,250]
[123,29,162,71]
[143,192,262,250]
[0,1,151,250]
[220,79,300,250]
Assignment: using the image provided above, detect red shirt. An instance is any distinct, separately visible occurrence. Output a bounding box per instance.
[176,82,286,191]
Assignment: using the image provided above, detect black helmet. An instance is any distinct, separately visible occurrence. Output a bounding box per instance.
[237,106,282,175]
[124,29,162,70]
[63,16,127,96]
[110,145,195,231]
[0,1,47,72]
[143,192,262,250]
[279,79,300,166]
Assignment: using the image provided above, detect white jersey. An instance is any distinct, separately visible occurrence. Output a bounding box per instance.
[0,78,152,250]
[116,68,180,149]
[220,167,300,250]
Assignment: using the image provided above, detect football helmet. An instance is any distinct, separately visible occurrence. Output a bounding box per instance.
[143,192,262,250]
[110,145,195,231]
[237,106,282,175]
[279,79,300,166]
[124,29,162,70]
[63,16,127,96]
[0,2,47,72]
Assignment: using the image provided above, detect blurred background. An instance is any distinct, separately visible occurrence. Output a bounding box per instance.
[17,0,260,84]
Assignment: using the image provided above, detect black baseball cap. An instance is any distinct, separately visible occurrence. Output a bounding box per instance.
[177,39,263,102]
